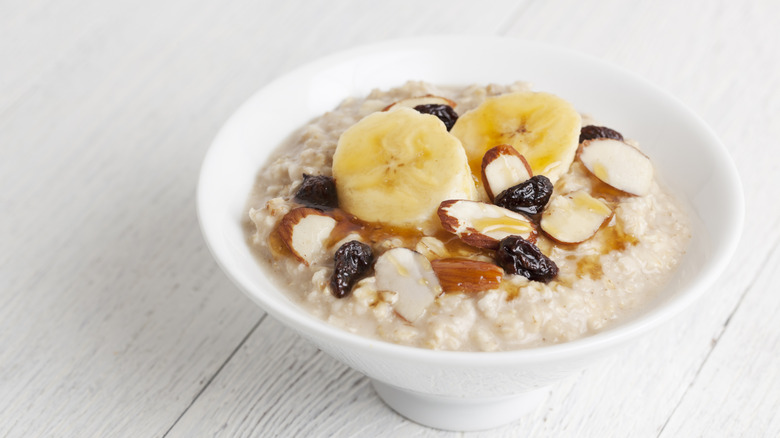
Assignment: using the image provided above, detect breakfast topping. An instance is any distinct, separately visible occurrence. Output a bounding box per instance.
[382,95,457,112]
[494,175,554,217]
[579,139,654,196]
[331,108,477,233]
[330,240,374,298]
[374,248,442,322]
[450,91,582,184]
[430,258,504,293]
[579,125,624,143]
[481,145,533,201]
[438,199,536,249]
[495,236,558,283]
[294,174,339,210]
[276,207,338,266]
[248,82,692,351]
[413,104,459,131]
[540,191,613,244]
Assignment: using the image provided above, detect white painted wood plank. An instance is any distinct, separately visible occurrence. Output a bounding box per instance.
[0,0,141,115]
[165,316,461,438]
[0,0,276,436]
[659,241,780,437]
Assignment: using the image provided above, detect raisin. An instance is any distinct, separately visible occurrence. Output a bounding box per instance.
[294,174,338,210]
[330,241,374,298]
[494,175,553,217]
[413,104,459,131]
[495,236,558,283]
[579,125,624,143]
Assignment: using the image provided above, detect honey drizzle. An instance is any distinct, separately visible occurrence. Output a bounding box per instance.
[270,203,499,263]
[588,175,626,202]
[598,220,639,253]
[548,210,639,280]
[576,255,604,280]
[270,190,639,284]
[267,227,292,259]
[329,209,427,247]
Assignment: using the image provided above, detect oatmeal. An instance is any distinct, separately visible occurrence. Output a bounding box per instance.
[245,81,690,352]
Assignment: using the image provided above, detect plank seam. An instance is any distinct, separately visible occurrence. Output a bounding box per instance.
[161,313,267,438]
[656,231,780,437]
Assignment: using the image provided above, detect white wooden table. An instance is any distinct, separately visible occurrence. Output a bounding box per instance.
[2,1,778,436]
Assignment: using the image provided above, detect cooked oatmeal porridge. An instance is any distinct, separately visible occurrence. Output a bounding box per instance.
[245,81,690,351]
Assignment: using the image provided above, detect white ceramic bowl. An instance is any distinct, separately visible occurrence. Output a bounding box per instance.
[197,36,743,431]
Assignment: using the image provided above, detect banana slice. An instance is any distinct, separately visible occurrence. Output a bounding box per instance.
[332,108,477,232]
[450,91,582,184]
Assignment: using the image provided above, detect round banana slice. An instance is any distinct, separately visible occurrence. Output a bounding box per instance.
[332,108,477,232]
[450,91,582,184]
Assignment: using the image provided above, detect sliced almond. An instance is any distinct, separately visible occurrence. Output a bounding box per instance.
[438,200,536,249]
[481,145,533,200]
[374,248,442,322]
[382,95,457,112]
[430,258,504,293]
[540,191,613,244]
[579,139,653,196]
[276,207,338,266]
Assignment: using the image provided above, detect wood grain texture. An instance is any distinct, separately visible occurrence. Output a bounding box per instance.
[659,240,780,437]
[166,317,454,438]
[1,0,778,436]
[0,0,272,436]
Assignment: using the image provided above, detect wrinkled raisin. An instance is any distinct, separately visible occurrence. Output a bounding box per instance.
[494,175,553,217]
[413,104,459,131]
[579,125,624,143]
[330,241,374,298]
[495,236,558,283]
[294,174,338,210]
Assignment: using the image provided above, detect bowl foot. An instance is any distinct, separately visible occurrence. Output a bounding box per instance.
[371,380,550,431]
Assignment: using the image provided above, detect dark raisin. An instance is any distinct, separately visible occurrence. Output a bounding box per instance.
[495,236,558,283]
[494,175,553,217]
[294,174,338,210]
[330,241,374,298]
[413,104,459,131]
[579,125,624,143]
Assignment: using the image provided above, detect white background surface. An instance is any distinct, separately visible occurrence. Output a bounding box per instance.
[1,1,778,436]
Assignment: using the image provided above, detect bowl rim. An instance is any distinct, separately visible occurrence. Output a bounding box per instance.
[197,35,744,365]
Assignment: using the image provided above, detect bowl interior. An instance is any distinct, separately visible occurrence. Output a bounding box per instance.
[197,36,743,362]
